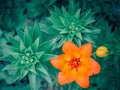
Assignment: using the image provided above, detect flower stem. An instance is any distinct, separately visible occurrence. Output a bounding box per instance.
[28,72,40,90]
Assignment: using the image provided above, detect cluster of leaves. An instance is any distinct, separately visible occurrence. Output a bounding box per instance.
[0,0,120,90]
[41,0,100,49]
[0,22,57,90]
[0,0,57,31]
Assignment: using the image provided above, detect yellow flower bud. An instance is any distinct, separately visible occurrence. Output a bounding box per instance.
[96,46,109,57]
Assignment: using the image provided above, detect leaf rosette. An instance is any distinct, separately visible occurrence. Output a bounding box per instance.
[0,22,56,86]
[41,0,100,49]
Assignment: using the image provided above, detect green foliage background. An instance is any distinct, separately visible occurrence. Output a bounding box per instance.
[0,0,120,90]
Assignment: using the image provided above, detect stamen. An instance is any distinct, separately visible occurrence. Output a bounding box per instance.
[69,57,80,71]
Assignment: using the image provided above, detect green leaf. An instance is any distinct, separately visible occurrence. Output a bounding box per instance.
[36,63,48,75]
[87,26,101,34]
[68,33,74,41]
[33,21,42,43]
[35,51,44,59]
[16,29,24,42]
[5,69,22,84]
[40,71,52,86]
[40,53,57,62]
[7,36,20,48]
[24,26,32,47]
[2,62,20,71]
[49,9,61,21]
[68,0,79,15]
[59,16,70,26]
[36,63,52,86]
[80,9,93,20]
[76,32,82,40]
[39,38,56,51]
[28,72,39,90]
[57,36,67,48]
[54,6,62,16]
[74,9,81,19]
[9,46,20,53]
[41,25,60,35]
[1,84,30,90]
[31,37,39,52]
[60,29,69,34]
[25,47,33,54]
[62,6,70,19]
[20,40,26,52]
[83,35,94,43]
[48,0,57,6]
[19,70,28,80]
[11,52,20,59]
[74,37,81,46]
[29,66,37,74]
[81,27,92,33]
[0,55,15,62]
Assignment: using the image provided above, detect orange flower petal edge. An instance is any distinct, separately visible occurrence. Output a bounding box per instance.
[50,41,101,88]
[79,43,92,56]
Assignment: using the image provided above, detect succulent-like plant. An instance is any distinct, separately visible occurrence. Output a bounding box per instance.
[41,0,100,49]
[0,22,56,90]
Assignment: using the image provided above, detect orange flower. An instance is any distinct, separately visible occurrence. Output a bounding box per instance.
[50,41,101,88]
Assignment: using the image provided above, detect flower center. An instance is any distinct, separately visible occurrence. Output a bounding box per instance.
[69,57,80,71]
[69,22,79,33]
[20,52,36,66]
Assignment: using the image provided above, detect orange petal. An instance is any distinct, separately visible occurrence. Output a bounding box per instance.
[62,41,80,57]
[88,58,101,76]
[75,76,90,88]
[58,72,75,85]
[64,54,72,61]
[79,43,92,56]
[50,54,64,69]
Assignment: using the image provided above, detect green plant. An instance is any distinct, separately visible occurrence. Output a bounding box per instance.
[41,0,100,49]
[0,22,56,90]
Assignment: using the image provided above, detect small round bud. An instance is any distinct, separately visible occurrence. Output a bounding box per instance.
[96,46,109,57]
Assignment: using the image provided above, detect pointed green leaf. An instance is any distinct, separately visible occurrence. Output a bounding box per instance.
[0,55,15,62]
[54,6,62,16]
[36,63,48,75]
[16,29,24,42]
[25,47,33,54]
[40,53,57,62]
[20,40,26,52]
[24,26,32,47]
[68,33,74,41]
[33,21,42,43]
[9,46,20,53]
[31,37,39,52]
[76,32,82,40]
[62,6,70,19]
[81,27,92,33]
[39,38,56,51]
[7,36,20,48]
[80,9,93,20]
[29,66,37,75]
[35,51,44,59]
[40,71,52,86]
[2,62,20,71]
[37,64,53,87]
[60,29,69,34]
[74,38,81,46]
[5,69,22,84]
[74,9,81,19]
[19,70,28,80]
[57,36,67,48]
[59,16,70,26]
[28,72,39,90]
